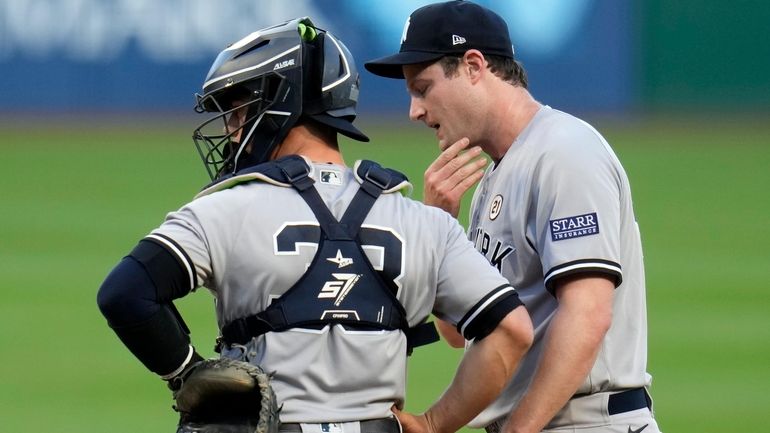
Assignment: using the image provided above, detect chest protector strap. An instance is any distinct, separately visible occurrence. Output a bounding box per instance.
[219,156,438,354]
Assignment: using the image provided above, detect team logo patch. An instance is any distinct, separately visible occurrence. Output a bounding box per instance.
[489,194,503,220]
[550,212,599,241]
[319,169,342,185]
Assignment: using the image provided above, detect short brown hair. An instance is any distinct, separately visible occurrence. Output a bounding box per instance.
[439,54,528,89]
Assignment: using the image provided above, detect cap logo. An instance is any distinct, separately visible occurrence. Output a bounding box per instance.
[401,16,411,43]
[452,35,467,46]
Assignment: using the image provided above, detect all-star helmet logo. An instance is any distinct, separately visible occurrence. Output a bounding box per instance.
[326,249,353,268]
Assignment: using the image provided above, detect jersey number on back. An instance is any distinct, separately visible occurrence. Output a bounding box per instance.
[275,223,404,294]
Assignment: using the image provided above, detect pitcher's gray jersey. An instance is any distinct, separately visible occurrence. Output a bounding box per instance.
[147,159,515,423]
[466,106,651,427]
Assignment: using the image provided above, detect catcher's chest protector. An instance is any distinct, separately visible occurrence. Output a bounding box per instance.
[220,156,437,350]
[256,160,408,332]
[261,224,407,332]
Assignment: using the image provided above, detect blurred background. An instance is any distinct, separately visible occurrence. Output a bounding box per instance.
[4,0,769,115]
[1,1,769,432]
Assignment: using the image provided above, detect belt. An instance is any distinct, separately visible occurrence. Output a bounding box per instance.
[484,387,651,433]
[608,387,652,415]
[279,418,400,433]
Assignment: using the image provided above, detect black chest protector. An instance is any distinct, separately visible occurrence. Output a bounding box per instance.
[218,155,438,354]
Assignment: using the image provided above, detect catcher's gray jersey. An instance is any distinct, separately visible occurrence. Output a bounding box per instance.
[149,159,514,423]
[466,106,651,427]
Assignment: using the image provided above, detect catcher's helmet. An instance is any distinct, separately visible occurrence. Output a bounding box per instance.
[193,17,368,181]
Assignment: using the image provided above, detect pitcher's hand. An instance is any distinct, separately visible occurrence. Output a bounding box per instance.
[424,137,486,217]
[393,406,436,433]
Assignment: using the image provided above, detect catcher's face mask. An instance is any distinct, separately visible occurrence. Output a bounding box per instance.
[193,75,289,180]
[192,17,368,182]
[192,18,310,181]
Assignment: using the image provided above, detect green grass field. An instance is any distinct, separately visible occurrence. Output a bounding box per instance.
[1,115,768,432]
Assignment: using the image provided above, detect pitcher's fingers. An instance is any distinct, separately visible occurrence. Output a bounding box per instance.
[443,153,487,189]
[425,146,482,188]
[435,145,483,179]
[452,168,486,196]
[426,137,471,174]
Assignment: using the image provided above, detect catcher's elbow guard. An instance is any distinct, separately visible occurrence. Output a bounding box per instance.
[172,358,280,433]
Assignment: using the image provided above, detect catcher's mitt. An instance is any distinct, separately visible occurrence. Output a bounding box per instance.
[169,357,280,433]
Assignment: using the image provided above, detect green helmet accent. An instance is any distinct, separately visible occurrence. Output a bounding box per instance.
[298,21,317,42]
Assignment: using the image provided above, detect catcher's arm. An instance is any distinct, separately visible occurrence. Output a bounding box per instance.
[396,307,533,433]
[97,239,201,378]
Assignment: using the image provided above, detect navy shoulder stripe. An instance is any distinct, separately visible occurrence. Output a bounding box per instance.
[544,258,622,294]
[458,284,520,340]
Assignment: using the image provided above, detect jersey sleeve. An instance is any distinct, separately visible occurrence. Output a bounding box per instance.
[432,211,520,339]
[148,200,215,291]
[531,125,624,294]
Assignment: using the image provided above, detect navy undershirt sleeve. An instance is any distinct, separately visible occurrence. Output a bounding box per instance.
[96,242,196,376]
[97,256,160,326]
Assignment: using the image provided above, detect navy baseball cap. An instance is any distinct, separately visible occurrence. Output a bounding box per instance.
[365,0,514,79]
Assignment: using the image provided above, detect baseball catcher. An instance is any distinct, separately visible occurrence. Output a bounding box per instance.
[169,357,279,433]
